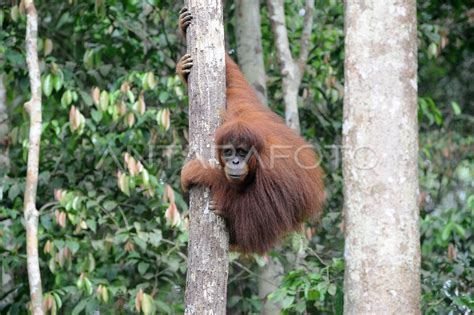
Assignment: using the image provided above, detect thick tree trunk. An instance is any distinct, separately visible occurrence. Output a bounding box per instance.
[183,1,229,314]
[23,1,44,314]
[342,1,420,314]
[235,0,267,105]
[267,0,314,133]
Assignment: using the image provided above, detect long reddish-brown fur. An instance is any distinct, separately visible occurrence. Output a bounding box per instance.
[181,54,324,254]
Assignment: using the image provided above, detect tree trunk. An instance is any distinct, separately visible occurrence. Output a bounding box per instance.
[257,256,283,314]
[342,1,420,314]
[0,74,14,305]
[234,2,282,313]
[184,1,229,314]
[235,0,267,105]
[23,1,44,314]
[0,75,9,175]
[267,0,314,133]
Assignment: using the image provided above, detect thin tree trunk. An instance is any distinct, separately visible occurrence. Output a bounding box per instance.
[235,0,283,315]
[234,2,282,313]
[342,1,420,314]
[235,0,267,105]
[0,74,14,305]
[0,74,9,175]
[257,256,283,314]
[184,1,229,314]
[267,0,314,133]
[261,1,316,310]
[23,1,44,314]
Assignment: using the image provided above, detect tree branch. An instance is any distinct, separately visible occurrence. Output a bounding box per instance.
[235,0,268,105]
[267,0,296,77]
[298,0,315,70]
[267,0,315,132]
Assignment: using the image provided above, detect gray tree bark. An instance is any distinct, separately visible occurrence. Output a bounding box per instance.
[183,1,229,314]
[267,0,314,133]
[235,0,267,105]
[257,256,283,314]
[342,1,420,314]
[23,1,44,314]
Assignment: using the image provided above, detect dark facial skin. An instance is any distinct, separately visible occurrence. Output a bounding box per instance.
[221,143,251,184]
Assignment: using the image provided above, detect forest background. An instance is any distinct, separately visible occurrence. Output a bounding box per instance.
[0,0,472,314]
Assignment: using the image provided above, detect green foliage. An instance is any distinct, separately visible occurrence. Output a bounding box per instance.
[1,1,188,314]
[269,258,344,314]
[416,3,474,312]
[419,132,474,314]
[0,0,473,314]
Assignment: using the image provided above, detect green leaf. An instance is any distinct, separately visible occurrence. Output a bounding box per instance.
[0,11,4,28]
[53,75,63,91]
[155,299,172,313]
[83,50,94,69]
[10,5,19,22]
[61,90,73,107]
[84,277,93,295]
[451,101,461,115]
[147,72,156,89]
[294,302,306,313]
[71,299,88,315]
[86,219,97,233]
[66,239,80,254]
[8,183,20,201]
[79,90,93,106]
[427,43,438,59]
[138,262,149,275]
[129,176,136,191]
[72,91,79,102]
[88,253,96,272]
[71,196,81,210]
[467,195,474,210]
[328,284,337,296]
[142,294,156,315]
[40,214,53,230]
[159,91,169,103]
[453,224,466,238]
[148,230,162,246]
[91,109,102,122]
[281,295,295,309]
[133,236,147,250]
[99,90,109,112]
[306,289,319,301]
[127,90,135,103]
[142,73,149,90]
[43,74,53,97]
[48,258,56,273]
[52,292,62,309]
[103,200,117,211]
[113,233,129,244]
[441,221,454,241]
